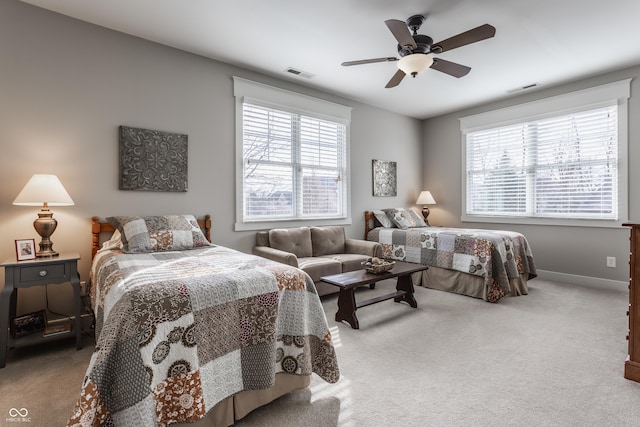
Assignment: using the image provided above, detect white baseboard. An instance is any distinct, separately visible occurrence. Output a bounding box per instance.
[536,269,627,291]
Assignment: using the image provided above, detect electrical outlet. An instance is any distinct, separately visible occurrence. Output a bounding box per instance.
[607,256,616,268]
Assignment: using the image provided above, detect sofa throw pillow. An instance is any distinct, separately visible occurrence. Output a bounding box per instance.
[107,214,210,253]
[269,227,313,258]
[311,226,346,256]
[372,210,394,228]
[383,208,424,230]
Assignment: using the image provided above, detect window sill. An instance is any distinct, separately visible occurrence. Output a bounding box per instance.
[461,214,626,229]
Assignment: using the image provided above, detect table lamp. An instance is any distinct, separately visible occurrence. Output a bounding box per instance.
[416,190,436,225]
[13,174,74,257]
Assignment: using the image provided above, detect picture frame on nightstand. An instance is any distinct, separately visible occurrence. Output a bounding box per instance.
[15,239,36,261]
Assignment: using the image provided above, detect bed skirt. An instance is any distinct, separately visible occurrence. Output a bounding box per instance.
[175,373,311,427]
[411,266,529,301]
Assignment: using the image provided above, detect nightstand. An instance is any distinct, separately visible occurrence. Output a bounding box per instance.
[0,252,83,368]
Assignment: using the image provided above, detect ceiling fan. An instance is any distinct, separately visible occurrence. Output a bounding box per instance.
[341,15,496,88]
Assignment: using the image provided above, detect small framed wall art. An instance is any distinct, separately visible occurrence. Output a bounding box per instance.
[372,159,397,197]
[15,238,36,261]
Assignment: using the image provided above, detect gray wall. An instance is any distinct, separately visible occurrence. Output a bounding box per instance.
[422,66,640,283]
[0,1,422,313]
[3,0,634,318]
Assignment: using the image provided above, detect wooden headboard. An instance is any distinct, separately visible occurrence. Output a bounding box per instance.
[364,211,383,239]
[91,215,212,259]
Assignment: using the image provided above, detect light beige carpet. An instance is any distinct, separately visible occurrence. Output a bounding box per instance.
[2,278,639,426]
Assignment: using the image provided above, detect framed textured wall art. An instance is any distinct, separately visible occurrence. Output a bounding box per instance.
[119,125,188,192]
[372,159,397,197]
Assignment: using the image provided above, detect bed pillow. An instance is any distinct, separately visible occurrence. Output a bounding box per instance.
[107,214,210,253]
[383,208,427,229]
[372,210,395,228]
[407,209,428,228]
[100,229,123,251]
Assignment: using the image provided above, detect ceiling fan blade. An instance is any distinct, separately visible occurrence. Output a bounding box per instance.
[385,19,417,49]
[431,24,496,53]
[385,69,406,88]
[341,57,398,66]
[430,58,471,78]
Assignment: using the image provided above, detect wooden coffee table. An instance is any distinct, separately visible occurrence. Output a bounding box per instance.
[320,261,428,329]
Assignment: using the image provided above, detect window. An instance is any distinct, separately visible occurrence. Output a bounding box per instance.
[234,77,352,231]
[461,79,630,227]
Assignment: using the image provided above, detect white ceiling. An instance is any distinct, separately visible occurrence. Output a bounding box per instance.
[21,0,640,119]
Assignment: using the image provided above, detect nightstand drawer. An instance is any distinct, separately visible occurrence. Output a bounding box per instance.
[19,264,66,282]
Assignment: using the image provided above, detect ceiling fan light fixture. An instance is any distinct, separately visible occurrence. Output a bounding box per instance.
[397,54,434,77]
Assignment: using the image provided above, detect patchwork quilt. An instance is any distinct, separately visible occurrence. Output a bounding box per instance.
[68,246,339,426]
[367,227,537,302]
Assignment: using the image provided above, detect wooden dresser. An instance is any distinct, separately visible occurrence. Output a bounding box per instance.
[623,223,640,382]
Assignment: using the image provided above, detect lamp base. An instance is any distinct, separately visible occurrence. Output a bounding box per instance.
[36,240,59,258]
[421,206,431,226]
[34,207,59,257]
[37,251,59,258]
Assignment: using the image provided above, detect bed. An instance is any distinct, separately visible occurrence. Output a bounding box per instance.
[364,210,537,303]
[68,215,339,427]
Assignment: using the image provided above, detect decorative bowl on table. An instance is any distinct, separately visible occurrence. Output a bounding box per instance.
[361,257,395,274]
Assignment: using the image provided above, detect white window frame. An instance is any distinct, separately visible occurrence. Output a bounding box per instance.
[234,77,352,231]
[460,79,631,228]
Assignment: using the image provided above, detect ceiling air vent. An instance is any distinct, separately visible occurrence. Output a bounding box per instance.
[284,67,315,79]
[507,83,539,94]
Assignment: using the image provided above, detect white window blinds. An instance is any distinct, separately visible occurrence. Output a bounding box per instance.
[465,104,619,220]
[242,102,347,221]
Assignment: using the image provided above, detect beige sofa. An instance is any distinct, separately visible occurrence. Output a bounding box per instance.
[253,226,382,296]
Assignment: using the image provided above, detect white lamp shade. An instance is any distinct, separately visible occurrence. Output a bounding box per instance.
[416,191,436,205]
[397,54,434,76]
[13,174,74,206]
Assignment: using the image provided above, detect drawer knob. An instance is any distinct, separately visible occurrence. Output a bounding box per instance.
[39,270,47,277]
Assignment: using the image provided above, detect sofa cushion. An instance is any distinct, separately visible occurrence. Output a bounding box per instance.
[297,257,341,282]
[314,281,340,297]
[269,227,312,258]
[311,226,346,256]
[317,253,370,273]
